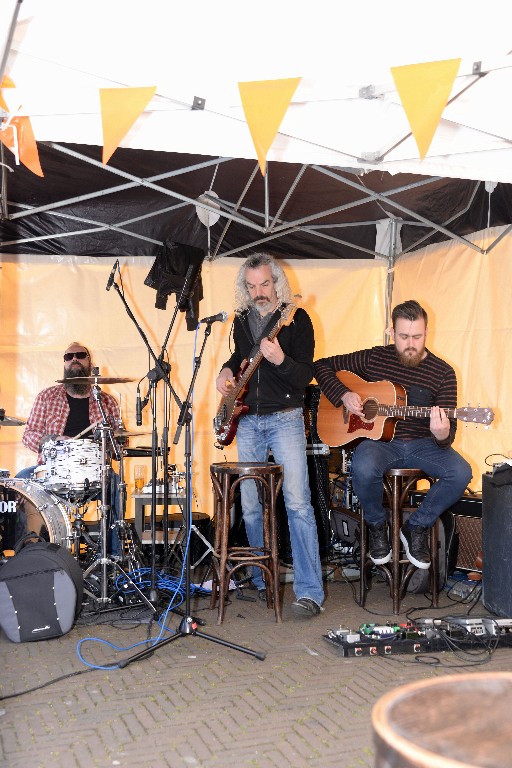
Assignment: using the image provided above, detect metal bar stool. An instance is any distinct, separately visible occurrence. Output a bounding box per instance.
[209,461,284,625]
[359,468,439,614]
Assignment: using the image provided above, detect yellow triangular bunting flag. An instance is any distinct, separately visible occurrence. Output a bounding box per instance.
[391,59,461,159]
[100,86,157,164]
[238,78,301,175]
[0,77,43,176]
[0,116,44,177]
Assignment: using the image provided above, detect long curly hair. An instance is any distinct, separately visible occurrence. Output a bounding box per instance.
[234,253,292,313]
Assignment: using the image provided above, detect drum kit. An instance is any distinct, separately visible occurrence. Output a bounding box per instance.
[0,375,184,609]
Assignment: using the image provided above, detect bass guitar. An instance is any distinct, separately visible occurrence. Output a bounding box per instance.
[213,303,298,447]
[316,370,494,447]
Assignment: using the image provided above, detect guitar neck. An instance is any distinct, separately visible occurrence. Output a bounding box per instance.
[233,349,264,398]
[233,305,298,396]
[379,404,456,419]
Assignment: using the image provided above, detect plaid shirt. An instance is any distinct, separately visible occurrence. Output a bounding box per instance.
[22,384,120,459]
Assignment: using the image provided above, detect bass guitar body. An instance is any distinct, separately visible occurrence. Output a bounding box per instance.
[214,359,250,447]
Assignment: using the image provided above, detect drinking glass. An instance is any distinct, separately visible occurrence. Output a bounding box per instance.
[134,465,146,492]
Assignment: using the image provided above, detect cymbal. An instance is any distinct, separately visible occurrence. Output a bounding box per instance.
[0,414,26,426]
[114,429,150,439]
[55,376,135,384]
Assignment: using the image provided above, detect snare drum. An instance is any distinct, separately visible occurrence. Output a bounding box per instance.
[41,438,101,499]
[0,478,73,552]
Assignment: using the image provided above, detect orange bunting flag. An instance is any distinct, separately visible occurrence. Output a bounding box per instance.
[0,76,43,177]
[238,78,301,175]
[391,59,461,159]
[100,86,157,164]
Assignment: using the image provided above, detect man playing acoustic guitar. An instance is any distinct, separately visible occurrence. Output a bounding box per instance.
[216,253,324,618]
[314,300,473,570]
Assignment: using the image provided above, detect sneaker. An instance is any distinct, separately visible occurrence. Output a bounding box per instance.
[367,523,392,565]
[400,525,431,569]
[258,588,267,602]
[291,597,323,618]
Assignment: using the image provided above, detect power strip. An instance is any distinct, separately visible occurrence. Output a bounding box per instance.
[444,616,487,636]
[482,618,512,635]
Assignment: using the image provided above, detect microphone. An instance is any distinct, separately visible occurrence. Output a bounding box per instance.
[136,385,142,427]
[199,311,228,325]
[106,259,119,291]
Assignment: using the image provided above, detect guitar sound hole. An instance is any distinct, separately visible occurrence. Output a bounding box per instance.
[362,399,378,421]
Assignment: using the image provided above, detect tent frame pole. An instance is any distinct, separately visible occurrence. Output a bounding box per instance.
[384,218,399,346]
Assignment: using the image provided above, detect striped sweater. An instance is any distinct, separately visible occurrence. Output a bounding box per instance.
[313,345,458,443]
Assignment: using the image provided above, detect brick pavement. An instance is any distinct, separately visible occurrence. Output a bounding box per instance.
[1,574,511,768]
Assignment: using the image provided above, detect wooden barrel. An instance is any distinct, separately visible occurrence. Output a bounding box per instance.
[372,672,512,767]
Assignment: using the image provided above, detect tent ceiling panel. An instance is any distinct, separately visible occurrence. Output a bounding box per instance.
[2,143,512,260]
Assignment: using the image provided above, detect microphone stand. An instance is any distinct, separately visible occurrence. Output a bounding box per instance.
[118,322,265,667]
[110,267,193,606]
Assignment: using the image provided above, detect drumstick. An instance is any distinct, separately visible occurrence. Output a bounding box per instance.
[73,420,101,439]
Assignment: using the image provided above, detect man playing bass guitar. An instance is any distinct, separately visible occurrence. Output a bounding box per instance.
[314,300,473,570]
[216,253,324,618]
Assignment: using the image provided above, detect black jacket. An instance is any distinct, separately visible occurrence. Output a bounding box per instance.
[221,305,315,415]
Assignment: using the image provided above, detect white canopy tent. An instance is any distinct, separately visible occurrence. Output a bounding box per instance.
[0,0,509,509]
[1,0,512,181]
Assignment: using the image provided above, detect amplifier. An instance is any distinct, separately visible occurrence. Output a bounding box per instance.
[411,491,482,572]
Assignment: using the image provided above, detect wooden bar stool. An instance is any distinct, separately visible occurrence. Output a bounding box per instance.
[209,461,284,625]
[359,468,440,614]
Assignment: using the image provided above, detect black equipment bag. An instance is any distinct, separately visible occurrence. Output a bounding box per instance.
[0,535,84,642]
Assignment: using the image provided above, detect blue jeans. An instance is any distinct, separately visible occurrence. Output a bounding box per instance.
[351,438,473,528]
[236,408,324,606]
[15,466,38,479]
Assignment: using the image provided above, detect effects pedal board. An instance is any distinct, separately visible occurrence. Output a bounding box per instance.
[324,622,444,657]
[324,618,512,657]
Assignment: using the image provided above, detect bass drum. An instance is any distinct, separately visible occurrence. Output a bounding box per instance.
[0,479,73,553]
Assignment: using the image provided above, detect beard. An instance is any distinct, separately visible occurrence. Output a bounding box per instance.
[253,296,274,314]
[396,347,424,369]
[63,361,91,396]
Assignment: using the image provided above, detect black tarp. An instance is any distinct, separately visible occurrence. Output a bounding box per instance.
[2,142,512,260]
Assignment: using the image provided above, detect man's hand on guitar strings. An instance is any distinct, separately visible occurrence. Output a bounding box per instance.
[216,368,235,396]
[341,390,364,417]
[260,337,285,366]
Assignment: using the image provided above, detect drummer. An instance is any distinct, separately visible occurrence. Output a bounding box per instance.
[17,342,123,556]
[20,342,120,462]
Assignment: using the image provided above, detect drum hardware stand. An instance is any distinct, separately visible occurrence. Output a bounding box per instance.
[70,502,99,563]
[166,514,214,573]
[119,322,265,668]
[114,431,146,572]
[81,375,155,614]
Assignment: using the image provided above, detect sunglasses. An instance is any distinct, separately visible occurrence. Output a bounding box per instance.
[63,351,89,361]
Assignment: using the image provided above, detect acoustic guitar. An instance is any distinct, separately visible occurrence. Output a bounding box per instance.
[213,303,298,447]
[316,370,494,448]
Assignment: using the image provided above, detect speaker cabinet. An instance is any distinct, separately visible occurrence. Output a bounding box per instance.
[482,470,512,617]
